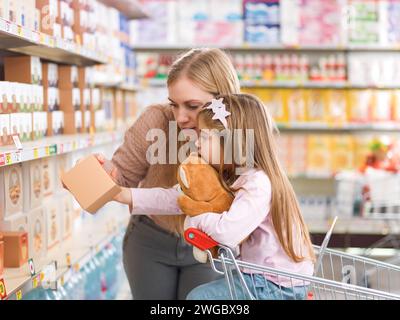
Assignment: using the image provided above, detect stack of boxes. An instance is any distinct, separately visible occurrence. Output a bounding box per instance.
[2,55,46,144]
[42,62,64,136]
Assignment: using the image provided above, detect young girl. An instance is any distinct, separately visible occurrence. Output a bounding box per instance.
[114,93,315,300]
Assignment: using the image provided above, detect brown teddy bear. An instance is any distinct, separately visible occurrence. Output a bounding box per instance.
[177,153,234,262]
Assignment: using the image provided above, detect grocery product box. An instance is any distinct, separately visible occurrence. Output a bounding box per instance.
[58,65,79,90]
[42,157,56,197]
[0,113,11,146]
[0,164,24,221]
[306,135,332,176]
[45,199,60,250]
[36,0,58,36]
[4,56,42,85]
[61,155,122,214]
[54,153,72,192]
[22,159,43,212]
[59,193,74,240]
[28,206,47,261]
[0,231,29,268]
[331,135,355,172]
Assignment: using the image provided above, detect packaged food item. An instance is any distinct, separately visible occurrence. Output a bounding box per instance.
[0,231,29,268]
[307,135,332,176]
[0,164,24,220]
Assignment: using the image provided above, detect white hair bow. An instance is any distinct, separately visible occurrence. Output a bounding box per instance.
[205,98,231,129]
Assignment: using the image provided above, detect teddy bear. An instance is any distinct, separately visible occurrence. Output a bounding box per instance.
[177,153,234,263]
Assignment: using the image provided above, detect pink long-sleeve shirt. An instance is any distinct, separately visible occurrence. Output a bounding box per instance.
[131,168,314,287]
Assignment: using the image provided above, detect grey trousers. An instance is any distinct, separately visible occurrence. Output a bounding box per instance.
[122,215,223,300]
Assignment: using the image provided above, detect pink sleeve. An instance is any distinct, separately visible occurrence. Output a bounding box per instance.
[130,187,183,215]
[184,172,271,248]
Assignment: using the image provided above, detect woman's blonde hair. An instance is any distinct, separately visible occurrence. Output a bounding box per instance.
[198,93,316,263]
[167,48,241,95]
[165,48,241,235]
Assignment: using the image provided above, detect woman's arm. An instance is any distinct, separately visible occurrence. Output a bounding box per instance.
[184,171,272,248]
[111,105,171,187]
[114,186,183,215]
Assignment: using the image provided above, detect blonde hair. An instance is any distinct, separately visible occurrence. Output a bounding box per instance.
[198,94,316,263]
[164,48,241,235]
[167,48,241,95]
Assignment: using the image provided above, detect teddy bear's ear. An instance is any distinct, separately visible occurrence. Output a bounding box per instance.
[179,166,190,189]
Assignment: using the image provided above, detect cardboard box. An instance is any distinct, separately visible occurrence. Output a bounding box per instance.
[28,206,46,260]
[0,231,29,268]
[58,65,79,90]
[61,155,121,214]
[0,212,29,233]
[22,159,43,211]
[4,56,42,85]
[45,200,60,250]
[0,235,3,276]
[0,164,24,221]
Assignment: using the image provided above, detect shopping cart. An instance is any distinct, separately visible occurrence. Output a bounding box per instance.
[184,217,400,300]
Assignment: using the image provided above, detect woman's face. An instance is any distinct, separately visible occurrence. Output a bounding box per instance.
[168,76,214,134]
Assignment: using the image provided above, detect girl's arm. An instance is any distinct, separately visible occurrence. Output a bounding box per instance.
[114,186,183,215]
[184,171,272,248]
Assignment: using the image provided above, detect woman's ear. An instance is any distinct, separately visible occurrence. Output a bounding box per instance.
[179,166,190,189]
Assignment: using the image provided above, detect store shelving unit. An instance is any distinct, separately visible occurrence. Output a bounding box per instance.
[3,204,130,300]
[97,0,149,19]
[0,130,124,168]
[132,44,400,52]
[0,18,107,66]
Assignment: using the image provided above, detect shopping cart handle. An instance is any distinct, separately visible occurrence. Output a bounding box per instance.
[184,228,219,251]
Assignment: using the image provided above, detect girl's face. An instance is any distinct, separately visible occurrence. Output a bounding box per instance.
[196,118,222,168]
[168,76,214,134]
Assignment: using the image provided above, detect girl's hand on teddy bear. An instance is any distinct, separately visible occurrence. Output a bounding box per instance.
[178,194,213,217]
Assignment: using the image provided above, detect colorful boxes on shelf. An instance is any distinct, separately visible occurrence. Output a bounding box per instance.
[45,199,61,250]
[28,206,47,261]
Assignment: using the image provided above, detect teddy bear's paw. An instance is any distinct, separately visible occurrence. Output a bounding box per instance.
[193,247,208,263]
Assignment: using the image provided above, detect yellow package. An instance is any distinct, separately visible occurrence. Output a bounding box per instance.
[286,89,306,124]
[348,90,373,123]
[331,135,355,172]
[326,89,349,126]
[307,135,332,176]
[259,89,288,124]
[304,89,329,123]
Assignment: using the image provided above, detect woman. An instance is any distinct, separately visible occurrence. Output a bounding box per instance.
[97,48,241,299]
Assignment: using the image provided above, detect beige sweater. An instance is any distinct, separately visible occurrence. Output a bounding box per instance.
[112,104,185,234]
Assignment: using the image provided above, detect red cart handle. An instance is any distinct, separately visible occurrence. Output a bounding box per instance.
[184,228,219,251]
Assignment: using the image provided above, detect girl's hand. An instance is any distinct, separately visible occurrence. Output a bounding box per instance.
[113,187,133,206]
[93,153,119,182]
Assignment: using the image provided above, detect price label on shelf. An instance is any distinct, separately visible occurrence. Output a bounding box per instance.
[33,148,39,159]
[49,145,57,155]
[45,146,50,156]
[5,153,12,165]
[32,276,38,289]
[16,290,22,300]
[0,154,5,166]
[0,278,7,299]
[14,151,21,163]
[72,141,77,150]
[4,21,11,33]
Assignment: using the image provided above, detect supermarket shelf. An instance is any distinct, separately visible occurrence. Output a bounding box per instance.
[0,130,124,168]
[240,80,400,90]
[0,18,107,66]
[140,78,400,90]
[98,0,149,19]
[132,43,400,52]
[277,123,400,133]
[3,204,130,300]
